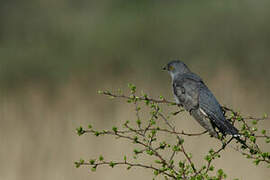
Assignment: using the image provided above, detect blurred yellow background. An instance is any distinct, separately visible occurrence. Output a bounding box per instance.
[1,1,270,179]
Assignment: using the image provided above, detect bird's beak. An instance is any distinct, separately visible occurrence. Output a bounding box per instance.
[162,65,168,71]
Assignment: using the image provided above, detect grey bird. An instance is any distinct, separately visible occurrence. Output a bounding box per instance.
[163,60,247,146]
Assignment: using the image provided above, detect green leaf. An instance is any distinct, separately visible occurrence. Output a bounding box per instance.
[179,138,184,145]
[209,165,214,171]
[128,83,136,93]
[178,161,184,168]
[95,131,100,136]
[146,149,154,156]
[136,119,141,125]
[91,167,96,172]
[172,145,181,152]
[151,129,157,136]
[99,155,104,161]
[251,127,257,132]
[261,152,270,158]
[254,159,260,165]
[125,120,130,125]
[74,161,80,168]
[112,126,118,132]
[150,119,156,125]
[76,126,85,136]
[249,136,256,143]
[109,161,116,168]
[204,155,211,162]
[236,116,243,121]
[241,124,246,131]
[159,142,166,149]
[154,170,159,176]
[155,160,161,164]
[89,159,95,165]
[133,149,140,155]
[217,169,224,177]
[252,120,257,125]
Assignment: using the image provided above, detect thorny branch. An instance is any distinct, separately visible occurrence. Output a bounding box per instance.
[76,85,270,179]
[80,161,175,178]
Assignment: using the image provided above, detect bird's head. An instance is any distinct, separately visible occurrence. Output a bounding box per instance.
[163,60,190,78]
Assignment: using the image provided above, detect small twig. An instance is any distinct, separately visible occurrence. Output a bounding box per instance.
[85,126,206,137]
[102,91,174,104]
[158,111,198,174]
[232,146,270,164]
[81,161,176,179]
[77,89,270,179]
[255,135,270,138]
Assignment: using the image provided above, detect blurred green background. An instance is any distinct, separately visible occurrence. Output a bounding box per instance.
[1,1,270,180]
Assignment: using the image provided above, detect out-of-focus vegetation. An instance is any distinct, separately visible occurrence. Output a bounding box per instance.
[75,86,270,180]
[1,0,270,90]
[1,1,270,180]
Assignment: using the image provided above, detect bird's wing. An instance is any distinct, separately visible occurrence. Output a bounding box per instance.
[173,73,219,137]
[198,83,238,135]
[173,73,202,111]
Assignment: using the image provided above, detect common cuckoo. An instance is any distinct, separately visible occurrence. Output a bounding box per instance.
[163,60,247,147]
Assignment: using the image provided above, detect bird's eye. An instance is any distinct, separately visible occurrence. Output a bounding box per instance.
[169,66,174,71]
